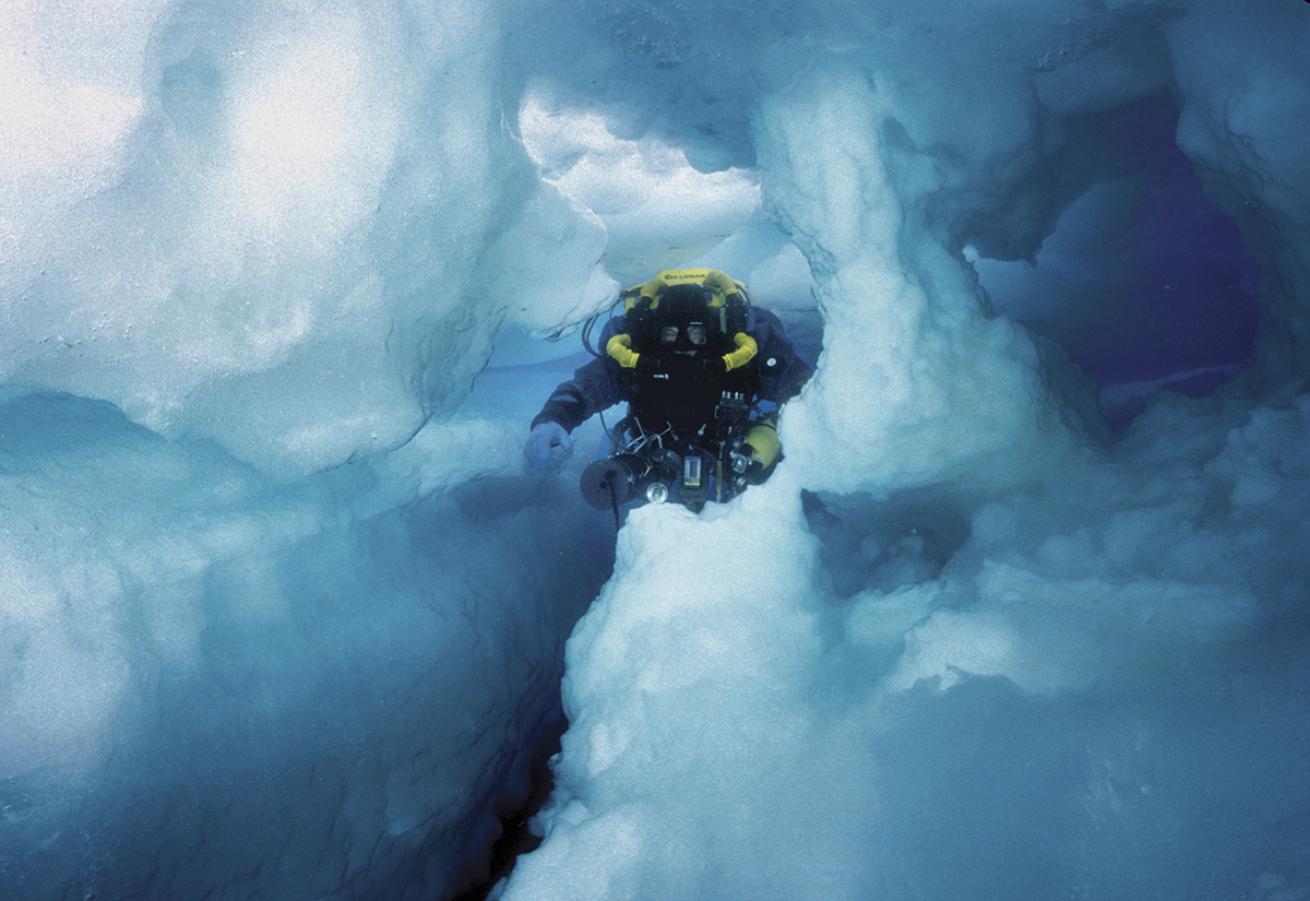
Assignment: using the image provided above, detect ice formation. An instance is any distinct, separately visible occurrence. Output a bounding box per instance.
[503,1,1310,899]
[2,0,1309,899]
[2,1,619,896]
[1,0,614,476]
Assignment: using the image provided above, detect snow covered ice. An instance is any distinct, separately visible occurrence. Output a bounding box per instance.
[3,0,1310,899]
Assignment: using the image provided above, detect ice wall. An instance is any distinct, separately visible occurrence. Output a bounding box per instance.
[0,0,613,477]
[2,1,622,897]
[0,389,618,899]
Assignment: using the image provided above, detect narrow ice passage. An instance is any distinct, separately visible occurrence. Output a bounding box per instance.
[3,1,1309,899]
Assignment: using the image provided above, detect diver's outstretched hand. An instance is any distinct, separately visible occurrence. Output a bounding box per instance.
[524,421,573,470]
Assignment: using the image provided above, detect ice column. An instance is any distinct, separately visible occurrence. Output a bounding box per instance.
[753,67,1075,496]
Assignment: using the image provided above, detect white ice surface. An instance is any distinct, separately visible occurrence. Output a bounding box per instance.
[0,0,614,477]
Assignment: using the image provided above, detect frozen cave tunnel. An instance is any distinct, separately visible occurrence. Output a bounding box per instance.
[2,1,1308,900]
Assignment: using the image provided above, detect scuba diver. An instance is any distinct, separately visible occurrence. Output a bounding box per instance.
[524,268,812,519]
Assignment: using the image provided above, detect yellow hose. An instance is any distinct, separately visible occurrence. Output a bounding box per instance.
[721,332,758,372]
[606,333,640,368]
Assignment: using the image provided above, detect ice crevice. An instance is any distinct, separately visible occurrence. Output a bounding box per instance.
[3,0,1310,899]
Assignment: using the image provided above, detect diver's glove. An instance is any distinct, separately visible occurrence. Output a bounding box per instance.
[525,420,573,469]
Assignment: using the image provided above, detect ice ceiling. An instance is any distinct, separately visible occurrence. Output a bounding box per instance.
[2,0,1308,899]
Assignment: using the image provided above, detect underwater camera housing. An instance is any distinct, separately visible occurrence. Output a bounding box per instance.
[579,392,758,517]
[579,446,684,510]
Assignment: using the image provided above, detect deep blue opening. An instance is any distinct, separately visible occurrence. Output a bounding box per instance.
[976,93,1260,426]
